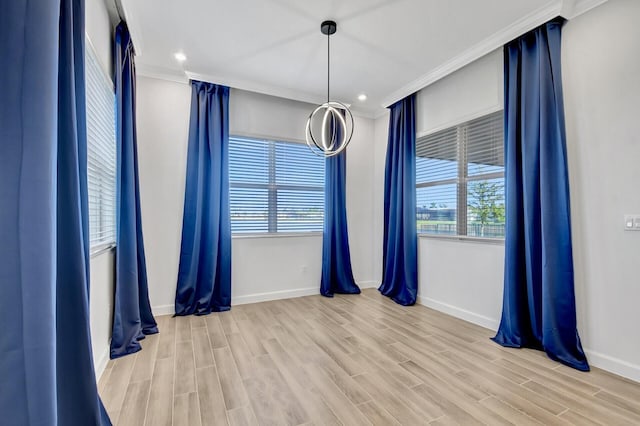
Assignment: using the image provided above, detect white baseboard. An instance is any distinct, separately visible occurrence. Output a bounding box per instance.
[417,295,500,331]
[358,280,379,289]
[417,296,640,384]
[152,304,175,317]
[585,349,640,383]
[152,281,378,315]
[95,344,110,381]
[232,287,319,305]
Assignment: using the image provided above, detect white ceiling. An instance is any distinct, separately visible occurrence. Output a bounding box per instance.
[120,0,601,116]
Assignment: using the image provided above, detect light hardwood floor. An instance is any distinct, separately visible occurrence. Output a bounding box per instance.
[99,289,640,425]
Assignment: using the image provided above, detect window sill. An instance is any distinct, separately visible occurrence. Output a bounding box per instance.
[90,243,115,258]
[232,232,322,239]
[418,233,504,245]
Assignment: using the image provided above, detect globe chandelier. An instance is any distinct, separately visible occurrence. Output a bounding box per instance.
[305,20,354,157]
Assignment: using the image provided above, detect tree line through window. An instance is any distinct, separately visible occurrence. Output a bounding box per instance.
[416,110,505,238]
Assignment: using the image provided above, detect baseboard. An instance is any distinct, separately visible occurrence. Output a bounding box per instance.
[95,344,110,381]
[417,295,500,331]
[152,304,175,317]
[585,349,640,383]
[152,282,379,314]
[358,280,379,289]
[417,296,640,384]
[232,287,319,305]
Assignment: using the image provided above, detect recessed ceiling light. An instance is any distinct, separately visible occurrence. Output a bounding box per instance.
[174,52,187,62]
[357,93,368,102]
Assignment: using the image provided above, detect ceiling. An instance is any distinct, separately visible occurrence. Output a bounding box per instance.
[120,0,599,117]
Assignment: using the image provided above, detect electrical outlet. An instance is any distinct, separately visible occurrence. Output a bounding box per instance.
[624,215,640,231]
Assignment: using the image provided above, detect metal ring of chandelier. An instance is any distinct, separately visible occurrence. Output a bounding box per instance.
[305,101,354,158]
[305,20,354,158]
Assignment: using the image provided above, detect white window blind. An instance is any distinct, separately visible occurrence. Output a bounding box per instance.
[416,110,505,238]
[85,40,116,250]
[229,136,324,234]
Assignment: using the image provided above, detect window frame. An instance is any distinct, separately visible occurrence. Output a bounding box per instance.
[416,109,505,243]
[229,135,325,237]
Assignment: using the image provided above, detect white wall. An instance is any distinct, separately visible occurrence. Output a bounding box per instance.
[89,249,115,378]
[136,80,377,313]
[414,44,506,330]
[136,77,191,313]
[86,0,117,377]
[416,49,503,137]
[373,0,640,381]
[562,0,640,380]
[86,0,113,78]
[372,112,389,283]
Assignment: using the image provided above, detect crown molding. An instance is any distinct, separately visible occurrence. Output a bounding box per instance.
[123,0,608,121]
[372,108,390,120]
[134,64,382,118]
[118,0,144,56]
[379,0,563,109]
[186,71,329,106]
[136,63,189,84]
[185,71,380,119]
[562,0,608,19]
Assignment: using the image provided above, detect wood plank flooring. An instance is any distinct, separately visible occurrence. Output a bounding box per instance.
[99,289,640,425]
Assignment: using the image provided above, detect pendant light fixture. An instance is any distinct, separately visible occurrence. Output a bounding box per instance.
[305,20,354,157]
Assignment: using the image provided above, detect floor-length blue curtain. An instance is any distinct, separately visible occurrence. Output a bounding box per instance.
[175,81,232,315]
[110,22,158,359]
[320,143,361,297]
[0,0,111,423]
[492,19,589,371]
[378,94,418,306]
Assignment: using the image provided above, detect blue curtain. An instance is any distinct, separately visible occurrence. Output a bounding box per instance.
[492,19,589,371]
[110,22,158,359]
[0,0,111,424]
[175,81,232,315]
[378,94,418,306]
[320,145,361,297]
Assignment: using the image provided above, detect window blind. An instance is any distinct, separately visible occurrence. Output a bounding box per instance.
[465,111,505,238]
[416,110,504,238]
[416,127,459,235]
[229,136,324,234]
[86,41,117,250]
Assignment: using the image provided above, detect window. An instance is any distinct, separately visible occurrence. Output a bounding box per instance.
[85,40,116,250]
[416,110,505,238]
[229,136,324,234]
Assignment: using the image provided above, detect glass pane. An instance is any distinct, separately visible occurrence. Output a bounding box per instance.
[467,177,505,238]
[416,126,458,184]
[86,41,116,248]
[230,187,269,233]
[229,137,270,184]
[467,111,504,177]
[277,189,323,232]
[275,141,324,187]
[416,156,458,183]
[417,184,457,235]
